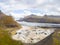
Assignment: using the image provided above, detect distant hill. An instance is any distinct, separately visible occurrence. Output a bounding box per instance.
[18,14,60,23]
[46,15,60,18]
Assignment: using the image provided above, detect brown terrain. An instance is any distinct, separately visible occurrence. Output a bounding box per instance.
[0,10,23,45]
[0,11,60,45]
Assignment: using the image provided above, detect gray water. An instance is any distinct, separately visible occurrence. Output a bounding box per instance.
[17,21,60,27]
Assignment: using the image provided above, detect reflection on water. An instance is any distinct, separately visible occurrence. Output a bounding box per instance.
[17,21,60,27]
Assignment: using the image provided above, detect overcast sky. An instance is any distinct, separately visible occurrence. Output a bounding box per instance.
[0,0,60,19]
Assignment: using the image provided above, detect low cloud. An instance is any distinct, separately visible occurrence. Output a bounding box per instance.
[0,0,60,19]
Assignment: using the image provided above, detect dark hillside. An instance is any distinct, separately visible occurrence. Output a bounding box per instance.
[18,14,60,23]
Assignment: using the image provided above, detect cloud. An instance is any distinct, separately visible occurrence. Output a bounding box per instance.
[36,0,47,5]
[0,0,60,19]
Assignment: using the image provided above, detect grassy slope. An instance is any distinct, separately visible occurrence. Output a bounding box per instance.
[0,28,23,45]
[0,14,23,45]
[53,29,60,45]
[0,16,21,27]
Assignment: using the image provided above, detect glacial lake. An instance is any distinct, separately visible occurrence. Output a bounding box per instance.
[17,21,60,27]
